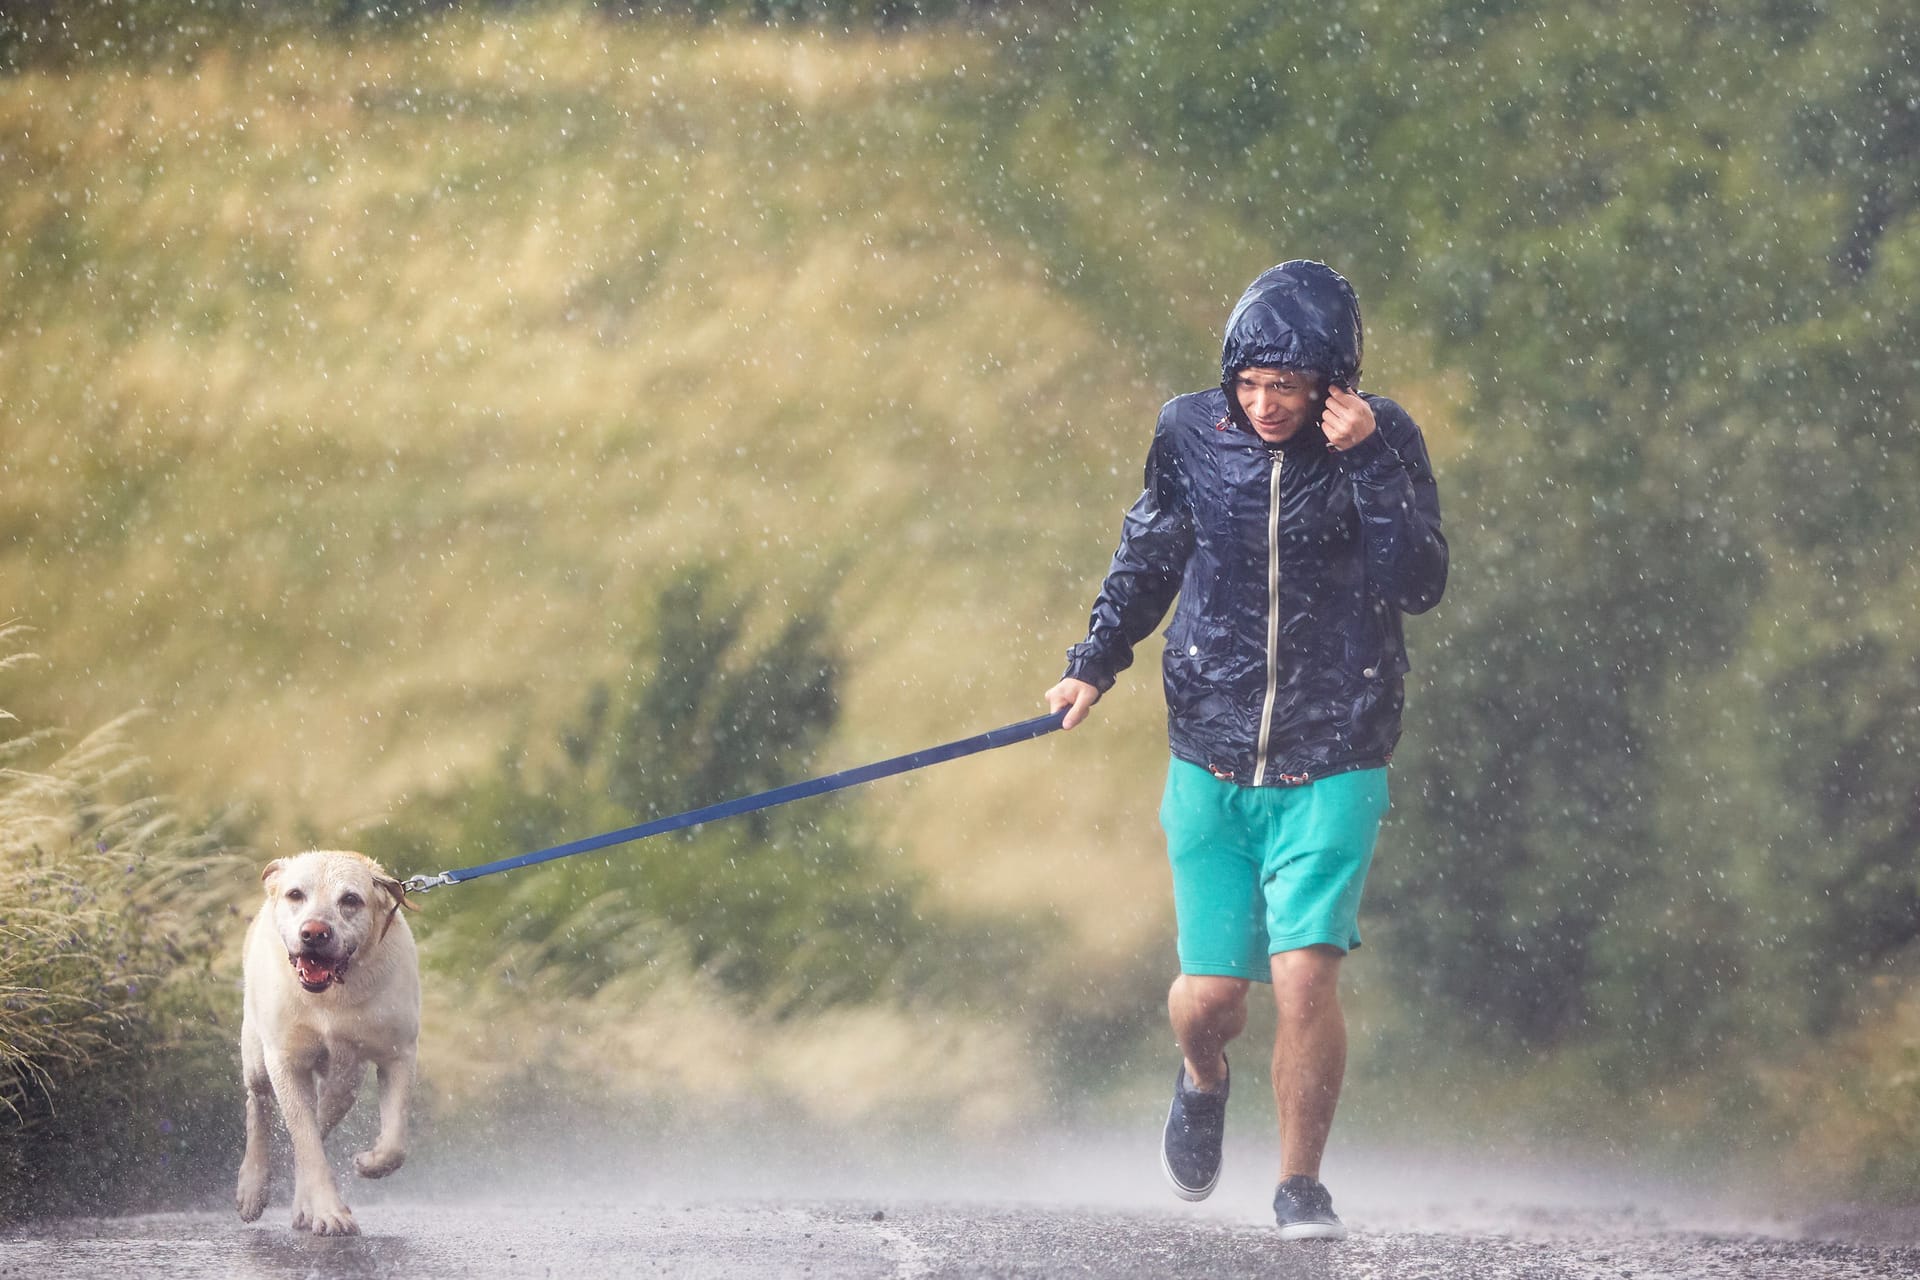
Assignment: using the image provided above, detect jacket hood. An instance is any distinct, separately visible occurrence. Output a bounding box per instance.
[1220,261,1363,429]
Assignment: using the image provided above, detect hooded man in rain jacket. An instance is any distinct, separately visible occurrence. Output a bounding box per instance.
[1045,260,1446,1240]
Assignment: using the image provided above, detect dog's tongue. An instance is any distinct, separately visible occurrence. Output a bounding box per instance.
[292,955,339,988]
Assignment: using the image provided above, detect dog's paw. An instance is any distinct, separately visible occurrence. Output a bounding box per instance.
[235,1164,269,1222]
[291,1192,358,1236]
[309,1204,359,1236]
[353,1146,405,1179]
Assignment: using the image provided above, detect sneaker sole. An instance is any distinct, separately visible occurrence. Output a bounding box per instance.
[1276,1221,1347,1242]
[1159,1095,1221,1202]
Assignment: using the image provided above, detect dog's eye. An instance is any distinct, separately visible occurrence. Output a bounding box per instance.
[284,888,305,903]
[340,892,364,910]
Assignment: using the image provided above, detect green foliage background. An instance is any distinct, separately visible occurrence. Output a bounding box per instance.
[4,0,1920,1213]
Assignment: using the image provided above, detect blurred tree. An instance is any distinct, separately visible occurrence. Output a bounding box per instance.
[1369,0,1919,1065]
[371,569,979,1014]
[1788,10,1920,283]
[1006,0,1919,1075]
[1764,639,1920,1024]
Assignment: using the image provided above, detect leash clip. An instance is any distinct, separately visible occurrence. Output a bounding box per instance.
[401,871,455,896]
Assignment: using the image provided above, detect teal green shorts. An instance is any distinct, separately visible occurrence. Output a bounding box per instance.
[1159,757,1389,981]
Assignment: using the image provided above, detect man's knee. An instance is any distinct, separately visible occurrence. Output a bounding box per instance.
[1270,946,1344,1020]
[1172,973,1252,1027]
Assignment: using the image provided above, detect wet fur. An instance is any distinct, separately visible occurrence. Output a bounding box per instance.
[236,850,420,1236]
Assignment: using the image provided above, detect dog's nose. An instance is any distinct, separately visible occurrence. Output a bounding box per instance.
[299,920,333,947]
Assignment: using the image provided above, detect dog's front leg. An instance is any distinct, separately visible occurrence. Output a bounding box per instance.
[265,1051,357,1236]
[353,1047,413,1179]
[236,1018,273,1221]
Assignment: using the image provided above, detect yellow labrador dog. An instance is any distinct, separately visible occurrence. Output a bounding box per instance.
[236,850,419,1236]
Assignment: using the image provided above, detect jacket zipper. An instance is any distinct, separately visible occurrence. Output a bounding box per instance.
[1253,451,1284,784]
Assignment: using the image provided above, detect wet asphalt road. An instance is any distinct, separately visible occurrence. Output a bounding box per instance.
[9,1125,1920,1279]
[8,1197,1920,1279]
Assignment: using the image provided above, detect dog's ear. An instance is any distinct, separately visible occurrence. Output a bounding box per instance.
[373,874,419,914]
[261,858,285,892]
[372,874,418,943]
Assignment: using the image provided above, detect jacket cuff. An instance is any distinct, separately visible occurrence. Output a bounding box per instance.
[1064,655,1118,694]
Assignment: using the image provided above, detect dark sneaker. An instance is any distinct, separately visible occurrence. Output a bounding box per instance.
[1160,1058,1228,1201]
[1273,1174,1347,1240]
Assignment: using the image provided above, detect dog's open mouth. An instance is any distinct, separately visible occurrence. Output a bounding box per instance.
[290,952,350,992]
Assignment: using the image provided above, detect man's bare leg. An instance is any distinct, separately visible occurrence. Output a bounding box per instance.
[1161,972,1249,1200]
[1168,973,1250,1091]
[1270,945,1347,1179]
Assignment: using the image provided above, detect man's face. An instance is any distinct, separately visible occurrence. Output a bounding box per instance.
[1233,366,1322,444]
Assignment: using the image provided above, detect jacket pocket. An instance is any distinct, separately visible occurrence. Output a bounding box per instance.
[1344,598,1408,680]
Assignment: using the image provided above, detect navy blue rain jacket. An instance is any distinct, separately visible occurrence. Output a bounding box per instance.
[1064,261,1448,786]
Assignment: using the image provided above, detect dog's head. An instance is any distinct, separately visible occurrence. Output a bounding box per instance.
[260,851,415,993]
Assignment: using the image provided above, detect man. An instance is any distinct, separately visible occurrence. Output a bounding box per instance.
[1045,260,1446,1240]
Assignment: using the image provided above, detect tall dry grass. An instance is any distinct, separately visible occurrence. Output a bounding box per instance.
[1,13,1191,1165]
[0,9,1190,983]
[3,625,152,1117]
[0,622,254,1217]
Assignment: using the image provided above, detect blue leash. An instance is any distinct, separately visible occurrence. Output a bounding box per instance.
[400,709,1068,895]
